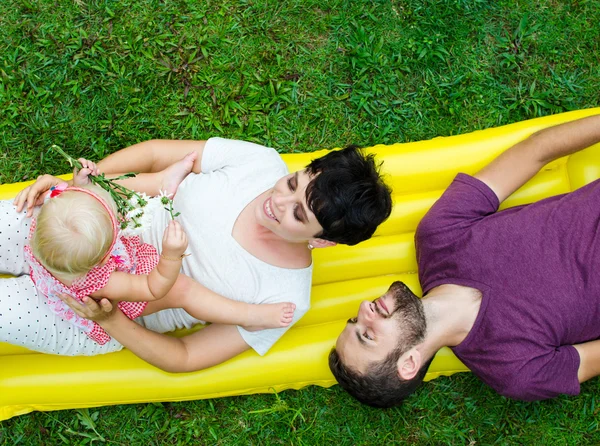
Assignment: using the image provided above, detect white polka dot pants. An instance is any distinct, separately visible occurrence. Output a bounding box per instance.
[0,197,31,276]
[0,200,123,355]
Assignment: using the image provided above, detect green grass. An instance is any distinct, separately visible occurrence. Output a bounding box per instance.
[3,376,600,445]
[1,0,600,444]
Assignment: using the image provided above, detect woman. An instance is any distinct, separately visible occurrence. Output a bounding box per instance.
[3,137,392,371]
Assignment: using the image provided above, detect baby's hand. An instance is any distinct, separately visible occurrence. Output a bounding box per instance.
[161,220,188,260]
[73,158,100,187]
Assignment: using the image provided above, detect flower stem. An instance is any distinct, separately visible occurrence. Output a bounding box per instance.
[51,144,138,219]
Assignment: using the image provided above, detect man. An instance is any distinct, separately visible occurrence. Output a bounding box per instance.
[330,114,600,407]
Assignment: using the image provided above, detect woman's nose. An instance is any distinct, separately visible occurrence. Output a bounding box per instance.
[272,191,292,209]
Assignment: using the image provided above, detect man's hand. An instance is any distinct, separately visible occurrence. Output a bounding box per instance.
[161,220,188,259]
[14,174,65,217]
[73,158,100,187]
[58,293,116,323]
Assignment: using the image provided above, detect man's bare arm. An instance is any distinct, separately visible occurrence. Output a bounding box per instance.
[98,140,206,174]
[574,339,600,383]
[475,115,600,204]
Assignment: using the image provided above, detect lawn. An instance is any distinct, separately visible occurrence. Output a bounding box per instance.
[1,0,600,444]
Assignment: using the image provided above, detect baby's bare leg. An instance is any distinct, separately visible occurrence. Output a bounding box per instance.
[141,274,296,329]
[109,152,197,197]
[114,172,163,197]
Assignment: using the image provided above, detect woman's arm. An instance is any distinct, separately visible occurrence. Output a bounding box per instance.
[59,294,250,372]
[14,159,101,217]
[98,140,206,175]
[14,141,205,215]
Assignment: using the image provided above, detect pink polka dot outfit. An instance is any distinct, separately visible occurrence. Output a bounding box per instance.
[24,219,159,345]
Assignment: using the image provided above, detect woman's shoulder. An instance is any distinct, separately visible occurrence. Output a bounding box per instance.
[203,138,286,175]
[252,257,312,304]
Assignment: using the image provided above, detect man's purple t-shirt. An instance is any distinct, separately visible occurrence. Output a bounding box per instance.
[416,173,600,401]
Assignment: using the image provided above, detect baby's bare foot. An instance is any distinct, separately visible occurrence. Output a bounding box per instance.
[243,302,296,331]
[161,152,198,198]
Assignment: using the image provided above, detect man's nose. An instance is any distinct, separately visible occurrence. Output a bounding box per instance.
[358,300,375,322]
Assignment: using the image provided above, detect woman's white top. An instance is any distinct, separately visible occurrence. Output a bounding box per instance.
[140,138,312,355]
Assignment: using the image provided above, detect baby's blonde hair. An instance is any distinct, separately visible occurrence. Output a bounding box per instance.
[31,184,118,282]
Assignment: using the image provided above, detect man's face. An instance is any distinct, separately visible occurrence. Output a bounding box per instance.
[335,282,420,374]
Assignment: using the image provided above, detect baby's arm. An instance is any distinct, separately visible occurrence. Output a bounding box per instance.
[91,221,187,302]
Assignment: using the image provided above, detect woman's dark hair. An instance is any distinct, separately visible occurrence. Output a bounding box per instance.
[328,349,434,408]
[305,145,392,245]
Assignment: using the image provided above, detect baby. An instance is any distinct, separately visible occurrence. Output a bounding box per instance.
[24,154,295,344]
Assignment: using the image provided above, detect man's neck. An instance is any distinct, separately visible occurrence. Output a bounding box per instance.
[417,284,482,358]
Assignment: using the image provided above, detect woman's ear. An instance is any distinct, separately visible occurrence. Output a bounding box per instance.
[396,348,422,381]
[308,238,337,249]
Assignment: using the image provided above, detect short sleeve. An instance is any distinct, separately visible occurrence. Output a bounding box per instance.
[415,173,502,294]
[201,137,284,174]
[417,173,500,237]
[496,345,581,401]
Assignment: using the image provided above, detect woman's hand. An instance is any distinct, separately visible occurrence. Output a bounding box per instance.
[73,158,100,187]
[58,294,116,323]
[14,174,65,217]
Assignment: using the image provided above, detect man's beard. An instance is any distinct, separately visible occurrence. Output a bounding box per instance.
[385,281,427,352]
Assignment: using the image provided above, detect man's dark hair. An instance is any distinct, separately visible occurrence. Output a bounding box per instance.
[328,349,434,409]
[305,145,392,246]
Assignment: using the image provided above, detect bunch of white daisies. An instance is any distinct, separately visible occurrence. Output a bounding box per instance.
[52,145,179,237]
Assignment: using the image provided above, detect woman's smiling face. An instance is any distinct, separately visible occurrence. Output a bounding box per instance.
[255,170,324,243]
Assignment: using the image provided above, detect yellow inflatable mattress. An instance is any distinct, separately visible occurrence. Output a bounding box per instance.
[2,108,599,420]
